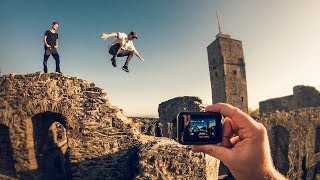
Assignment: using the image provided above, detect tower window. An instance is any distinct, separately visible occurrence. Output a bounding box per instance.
[233,70,237,75]
[215,72,218,78]
[212,58,216,64]
[241,97,244,102]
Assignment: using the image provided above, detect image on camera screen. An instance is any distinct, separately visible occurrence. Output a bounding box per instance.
[180,114,221,143]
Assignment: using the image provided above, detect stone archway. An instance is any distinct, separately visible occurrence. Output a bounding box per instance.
[270,125,290,175]
[0,124,16,178]
[31,111,70,179]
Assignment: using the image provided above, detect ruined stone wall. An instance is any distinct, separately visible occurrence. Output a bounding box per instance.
[158,96,204,139]
[130,117,159,136]
[0,72,219,179]
[257,107,320,179]
[0,72,139,179]
[260,85,320,114]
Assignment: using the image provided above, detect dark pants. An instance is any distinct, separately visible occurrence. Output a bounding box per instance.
[43,48,60,73]
[109,43,134,67]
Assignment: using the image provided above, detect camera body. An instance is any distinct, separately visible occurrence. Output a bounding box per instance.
[177,112,223,145]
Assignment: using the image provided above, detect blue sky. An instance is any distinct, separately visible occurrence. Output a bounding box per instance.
[1,0,319,117]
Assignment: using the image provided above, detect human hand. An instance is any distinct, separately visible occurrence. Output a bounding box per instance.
[192,103,286,180]
[54,45,58,49]
[101,33,108,40]
[46,44,51,48]
[140,58,144,62]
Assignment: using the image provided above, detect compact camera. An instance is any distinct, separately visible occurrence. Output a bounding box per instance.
[177,112,223,145]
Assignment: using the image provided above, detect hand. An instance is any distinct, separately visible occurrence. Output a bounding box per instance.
[46,45,51,48]
[140,58,144,62]
[54,45,58,49]
[101,33,108,40]
[192,103,286,180]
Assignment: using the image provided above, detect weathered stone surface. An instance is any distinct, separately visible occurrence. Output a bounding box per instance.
[136,135,219,180]
[207,33,248,114]
[257,107,320,179]
[130,117,160,136]
[158,96,204,139]
[259,85,320,114]
[0,72,219,179]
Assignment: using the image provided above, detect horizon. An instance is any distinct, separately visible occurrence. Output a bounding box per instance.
[1,0,319,117]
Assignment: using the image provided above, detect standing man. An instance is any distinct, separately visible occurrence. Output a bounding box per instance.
[101,31,144,73]
[43,22,61,73]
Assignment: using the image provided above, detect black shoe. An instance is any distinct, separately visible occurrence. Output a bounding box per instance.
[122,66,129,73]
[111,57,117,67]
[56,70,62,73]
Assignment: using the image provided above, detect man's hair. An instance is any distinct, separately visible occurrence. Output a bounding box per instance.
[129,31,138,39]
[52,22,59,26]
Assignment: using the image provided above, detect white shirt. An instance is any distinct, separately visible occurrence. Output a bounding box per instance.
[110,32,136,51]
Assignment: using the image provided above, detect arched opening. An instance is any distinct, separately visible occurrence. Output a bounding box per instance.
[315,126,320,153]
[270,125,290,175]
[0,124,16,178]
[32,111,70,179]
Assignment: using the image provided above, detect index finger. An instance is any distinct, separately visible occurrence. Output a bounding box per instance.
[205,103,256,129]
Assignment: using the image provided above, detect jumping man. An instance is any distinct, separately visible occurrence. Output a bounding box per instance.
[101,31,144,72]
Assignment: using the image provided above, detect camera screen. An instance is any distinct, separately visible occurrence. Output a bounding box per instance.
[177,112,222,144]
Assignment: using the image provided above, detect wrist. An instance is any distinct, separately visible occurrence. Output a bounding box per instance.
[262,166,286,180]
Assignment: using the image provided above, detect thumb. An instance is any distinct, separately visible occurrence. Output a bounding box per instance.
[192,145,230,163]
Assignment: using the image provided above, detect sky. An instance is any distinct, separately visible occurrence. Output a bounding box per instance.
[1,0,319,117]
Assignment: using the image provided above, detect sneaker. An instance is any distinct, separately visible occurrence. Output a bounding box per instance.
[122,66,130,73]
[111,57,117,67]
[56,70,62,73]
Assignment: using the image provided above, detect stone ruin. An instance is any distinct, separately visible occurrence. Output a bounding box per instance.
[259,85,320,114]
[158,90,320,179]
[0,72,219,179]
[158,96,204,139]
[257,86,320,179]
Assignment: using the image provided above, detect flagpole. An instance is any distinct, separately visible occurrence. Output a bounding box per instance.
[216,10,221,34]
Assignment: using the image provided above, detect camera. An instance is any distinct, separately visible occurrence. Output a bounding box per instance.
[177,112,223,145]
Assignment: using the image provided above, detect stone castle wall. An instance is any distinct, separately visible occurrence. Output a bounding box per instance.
[256,107,320,179]
[259,85,320,114]
[0,72,219,179]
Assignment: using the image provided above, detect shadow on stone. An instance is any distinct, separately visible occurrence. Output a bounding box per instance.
[0,124,16,178]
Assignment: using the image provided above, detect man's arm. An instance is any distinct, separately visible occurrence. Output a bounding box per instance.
[101,32,119,40]
[134,50,144,61]
[54,39,58,49]
[43,35,50,48]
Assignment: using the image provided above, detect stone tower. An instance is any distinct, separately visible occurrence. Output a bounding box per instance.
[207,33,248,113]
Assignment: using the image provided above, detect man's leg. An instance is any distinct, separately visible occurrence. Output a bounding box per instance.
[117,49,134,72]
[43,54,50,73]
[52,53,61,73]
[108,43,121,67]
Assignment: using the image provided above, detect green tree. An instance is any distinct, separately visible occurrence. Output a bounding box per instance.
[249,108,260,116]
